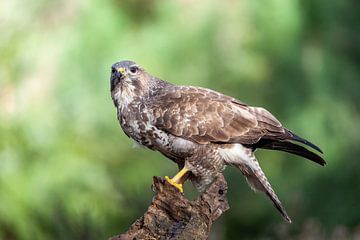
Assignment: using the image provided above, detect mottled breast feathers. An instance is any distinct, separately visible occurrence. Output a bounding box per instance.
[148,86,288,145]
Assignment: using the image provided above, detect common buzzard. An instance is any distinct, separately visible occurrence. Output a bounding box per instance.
[110,60,325,223]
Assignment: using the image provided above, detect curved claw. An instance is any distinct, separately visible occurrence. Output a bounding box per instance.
[165,176,184,193]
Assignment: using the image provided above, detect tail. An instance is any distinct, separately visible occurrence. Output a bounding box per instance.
[232,152,292,223]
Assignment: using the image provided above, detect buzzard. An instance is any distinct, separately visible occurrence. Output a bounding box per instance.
[110,60,325,223]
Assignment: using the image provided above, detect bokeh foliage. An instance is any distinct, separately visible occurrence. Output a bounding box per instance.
[0,0,359,239]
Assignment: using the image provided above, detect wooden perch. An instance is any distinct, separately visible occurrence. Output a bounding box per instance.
[110,175,229,240]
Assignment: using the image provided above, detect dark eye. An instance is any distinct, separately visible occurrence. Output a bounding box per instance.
[129,66,138,74]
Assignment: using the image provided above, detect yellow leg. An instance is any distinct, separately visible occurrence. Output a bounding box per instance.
[165,168,189,193]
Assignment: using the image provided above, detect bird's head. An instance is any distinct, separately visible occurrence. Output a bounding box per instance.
[110,60,150,107]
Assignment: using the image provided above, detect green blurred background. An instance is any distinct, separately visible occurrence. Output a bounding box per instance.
[1,0,359,239]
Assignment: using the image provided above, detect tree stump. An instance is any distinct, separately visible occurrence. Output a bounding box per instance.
[110,175,229,240]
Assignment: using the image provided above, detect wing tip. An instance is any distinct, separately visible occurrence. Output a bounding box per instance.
[319,158,327,166]
[288,131,324,154]
[258,139,326,166]
[312,153,326,166]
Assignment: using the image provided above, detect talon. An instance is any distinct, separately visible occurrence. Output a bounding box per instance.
[165,176,184,193]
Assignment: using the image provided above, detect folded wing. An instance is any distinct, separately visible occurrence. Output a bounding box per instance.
[149,85,325,165]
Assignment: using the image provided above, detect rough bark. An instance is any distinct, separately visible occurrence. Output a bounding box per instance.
[110,175,229,240]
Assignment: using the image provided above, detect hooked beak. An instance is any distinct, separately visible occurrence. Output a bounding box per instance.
[114,67,125,79]
[111,67,125,91]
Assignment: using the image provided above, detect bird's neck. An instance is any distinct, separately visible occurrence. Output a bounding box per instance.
[113,76,171,112]
[147,77,173,97]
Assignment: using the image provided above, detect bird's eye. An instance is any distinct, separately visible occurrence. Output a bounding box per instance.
[129,66,138,74]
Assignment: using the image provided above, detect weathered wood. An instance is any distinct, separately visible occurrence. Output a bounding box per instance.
[110,175,229,240]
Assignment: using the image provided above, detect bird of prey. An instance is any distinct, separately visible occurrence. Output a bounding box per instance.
[110,60,325,223]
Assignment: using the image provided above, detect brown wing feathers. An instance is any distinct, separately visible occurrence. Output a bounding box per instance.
[230,104,325,166]
[243,107,325,166]
[152,87,257,144]
[151,86,325,165]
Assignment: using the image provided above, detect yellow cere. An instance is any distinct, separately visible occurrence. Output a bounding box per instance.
[118,67,125,75]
